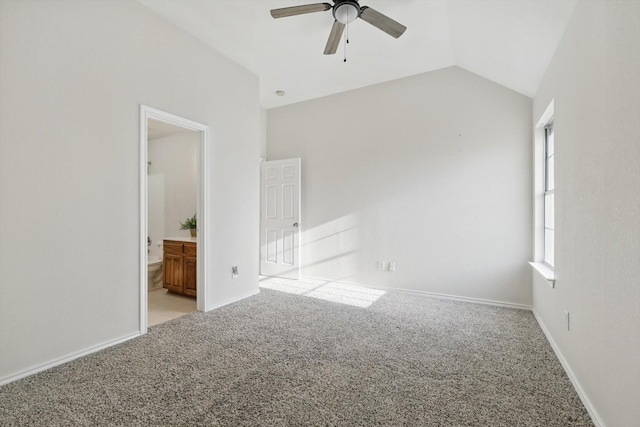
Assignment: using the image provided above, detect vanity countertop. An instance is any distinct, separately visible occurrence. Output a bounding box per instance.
[163,237,197,243]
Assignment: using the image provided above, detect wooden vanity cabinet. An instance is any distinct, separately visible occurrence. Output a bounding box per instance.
[163,239,197,297]
[182,242,197,297]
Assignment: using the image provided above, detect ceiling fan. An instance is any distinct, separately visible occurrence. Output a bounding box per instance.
[270,1,407,55]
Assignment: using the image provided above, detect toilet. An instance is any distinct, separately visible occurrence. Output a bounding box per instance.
[148,257,163,290]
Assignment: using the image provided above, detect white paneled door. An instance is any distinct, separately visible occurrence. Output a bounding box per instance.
[260,158,301,279]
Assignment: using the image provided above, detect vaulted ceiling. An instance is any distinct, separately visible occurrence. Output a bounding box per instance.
[138,0,577,109]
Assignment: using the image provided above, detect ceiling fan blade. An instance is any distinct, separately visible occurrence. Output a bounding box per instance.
[359,6,407,38]
[270,3,332,19]
[324,20,345,55]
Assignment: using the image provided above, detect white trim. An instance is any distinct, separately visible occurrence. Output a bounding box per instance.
[139,107,149,333]
[207,289,260,311]
[0,333,141,386]
[384,286,532,310]
[393,287,532,310]
[533,100,555,269]
[529,261,555,288]
[302,276,532,311]
[139,105,211,336]
[532,309,604,427]
[536,99,555,128]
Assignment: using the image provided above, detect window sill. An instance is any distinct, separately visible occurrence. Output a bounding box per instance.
[529,262,555,288]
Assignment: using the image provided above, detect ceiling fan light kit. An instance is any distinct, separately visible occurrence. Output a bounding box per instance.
[270,0,406,56]
[333,1,360,24]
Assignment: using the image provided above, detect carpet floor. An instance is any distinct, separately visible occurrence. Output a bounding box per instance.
[0,281,593,426]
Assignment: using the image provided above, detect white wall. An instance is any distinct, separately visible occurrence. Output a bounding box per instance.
[148,131,198,259]
[267,67,533,306]
[532,1,640,426]
[259,108,268,160]
[0,0,260,383]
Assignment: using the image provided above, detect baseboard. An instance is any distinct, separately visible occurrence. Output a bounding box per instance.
[2,288,262,386]
[0,332,141,387]
[532,309,604,427]
[207,288,260,311]
[390,287,532,310]
[300,276,532,311]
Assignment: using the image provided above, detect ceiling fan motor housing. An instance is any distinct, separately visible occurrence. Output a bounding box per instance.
[333,0,361,24]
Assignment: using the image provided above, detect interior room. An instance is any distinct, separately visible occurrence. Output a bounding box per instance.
[147,119,199,326]
[0,1,637,426]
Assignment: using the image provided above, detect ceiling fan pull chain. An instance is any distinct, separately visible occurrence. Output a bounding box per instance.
[346,14,350,44]
[344,22,349,62]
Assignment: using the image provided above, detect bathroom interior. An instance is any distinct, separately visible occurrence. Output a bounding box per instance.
[147,118,199,327]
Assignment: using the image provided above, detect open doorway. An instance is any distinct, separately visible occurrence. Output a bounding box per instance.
[139,106,210,333]
[147,119,198,326]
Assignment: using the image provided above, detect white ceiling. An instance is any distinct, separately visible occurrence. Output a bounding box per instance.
[137,0,577,109]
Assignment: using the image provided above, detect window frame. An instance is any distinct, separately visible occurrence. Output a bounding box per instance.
[530,100,555,287]
[543,122,555,268]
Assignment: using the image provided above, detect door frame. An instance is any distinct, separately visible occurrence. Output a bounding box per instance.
[139,105,210,333]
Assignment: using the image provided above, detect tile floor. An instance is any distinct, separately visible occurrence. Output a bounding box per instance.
[148,288,196,327]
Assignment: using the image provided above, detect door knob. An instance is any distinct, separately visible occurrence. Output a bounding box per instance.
[293,223,299,227]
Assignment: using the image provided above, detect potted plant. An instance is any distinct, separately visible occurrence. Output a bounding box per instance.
[180,214,197,238]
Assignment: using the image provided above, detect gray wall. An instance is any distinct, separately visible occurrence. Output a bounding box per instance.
[0,0,261,382]
[268,67,533,306]
[532,1,640,425]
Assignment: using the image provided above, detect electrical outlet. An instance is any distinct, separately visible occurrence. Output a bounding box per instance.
[376,261,385,271]
[232,266,239,278]
[389,262,396,272]
[564,309,570,331]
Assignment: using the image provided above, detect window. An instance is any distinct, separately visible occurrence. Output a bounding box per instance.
[544,123,555,267]
[530,101,555,285]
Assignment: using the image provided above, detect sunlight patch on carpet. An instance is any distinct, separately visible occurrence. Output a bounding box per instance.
[259,276,386,308]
